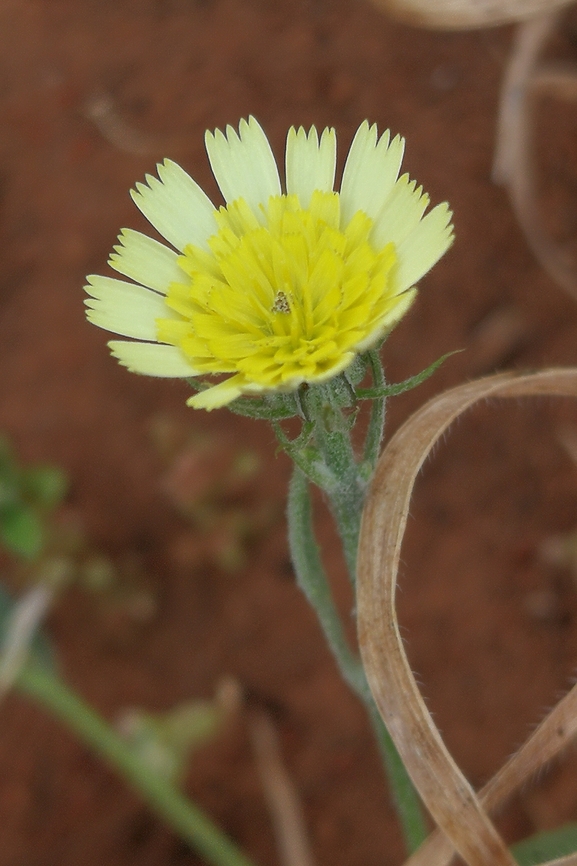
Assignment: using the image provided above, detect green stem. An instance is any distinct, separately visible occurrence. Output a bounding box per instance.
[287,467,364,692]
[17,664,256,866]
[367,706,429,852]
[362,350,387,472]
[305,386,366,585]
[287,467,428,853]
[326,488,363,586]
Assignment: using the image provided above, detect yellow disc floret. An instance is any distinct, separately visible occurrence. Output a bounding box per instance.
[156,190,401,401]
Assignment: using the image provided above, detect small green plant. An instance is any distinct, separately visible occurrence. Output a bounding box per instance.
[0,434,67,561]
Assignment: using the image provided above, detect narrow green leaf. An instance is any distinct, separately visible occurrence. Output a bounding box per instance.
[356,351,460,400]
[512,823,577,865]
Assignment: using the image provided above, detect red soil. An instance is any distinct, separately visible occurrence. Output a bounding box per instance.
[2,2,577,864]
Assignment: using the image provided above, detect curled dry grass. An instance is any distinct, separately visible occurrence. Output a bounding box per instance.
[366,0,573,31]
[357,370,577,866]
[493,9,577,301]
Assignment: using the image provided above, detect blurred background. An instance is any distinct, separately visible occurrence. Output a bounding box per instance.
[2,1,577,864]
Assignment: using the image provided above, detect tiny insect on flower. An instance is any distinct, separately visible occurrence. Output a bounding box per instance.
[85,117,453,410]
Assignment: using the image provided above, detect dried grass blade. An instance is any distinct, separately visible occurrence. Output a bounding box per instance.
[357,369,577,866]
[249,710,316,866]
[493,14,577,298]
[366,0,573,31]
[405,680,577,866]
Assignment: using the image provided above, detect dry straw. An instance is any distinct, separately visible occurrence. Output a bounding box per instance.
[367,0,574,30]
[492,9,577,300]
[357,370,577,866]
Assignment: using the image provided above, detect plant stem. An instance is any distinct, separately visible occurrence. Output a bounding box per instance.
[362,350,387,472]
[367,705,429,852]
[288,467,364,692]
[287,467,428,853]
[16,664,256,866]
[327,489,363,587]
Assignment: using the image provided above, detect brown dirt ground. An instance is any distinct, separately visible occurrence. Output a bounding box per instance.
[2,1,577,864]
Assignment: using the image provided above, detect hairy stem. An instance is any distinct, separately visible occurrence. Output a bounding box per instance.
[17,664,256,866]
[287,466,428,852]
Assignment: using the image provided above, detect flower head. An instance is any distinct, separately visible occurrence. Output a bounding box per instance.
[85,118,453,410]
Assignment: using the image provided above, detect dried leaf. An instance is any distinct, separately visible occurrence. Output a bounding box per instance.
[357,369,577,866]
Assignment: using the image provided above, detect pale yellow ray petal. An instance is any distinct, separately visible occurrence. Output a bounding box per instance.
[187,375,247,410]
[108,341,198,377]
[85,276,178,340]
[285,126,336,208]
[370,174,430,250]
[395,204,454,291]
[205,117,281,218]
[131,159,218,252]
[340,122,405,226]
[108,229,185,293]
[355,289,418,352]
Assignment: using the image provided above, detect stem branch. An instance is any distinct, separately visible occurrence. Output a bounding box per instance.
[17,664,256,866]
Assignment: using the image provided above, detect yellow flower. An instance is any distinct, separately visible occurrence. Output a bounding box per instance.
[85,118,453,410]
